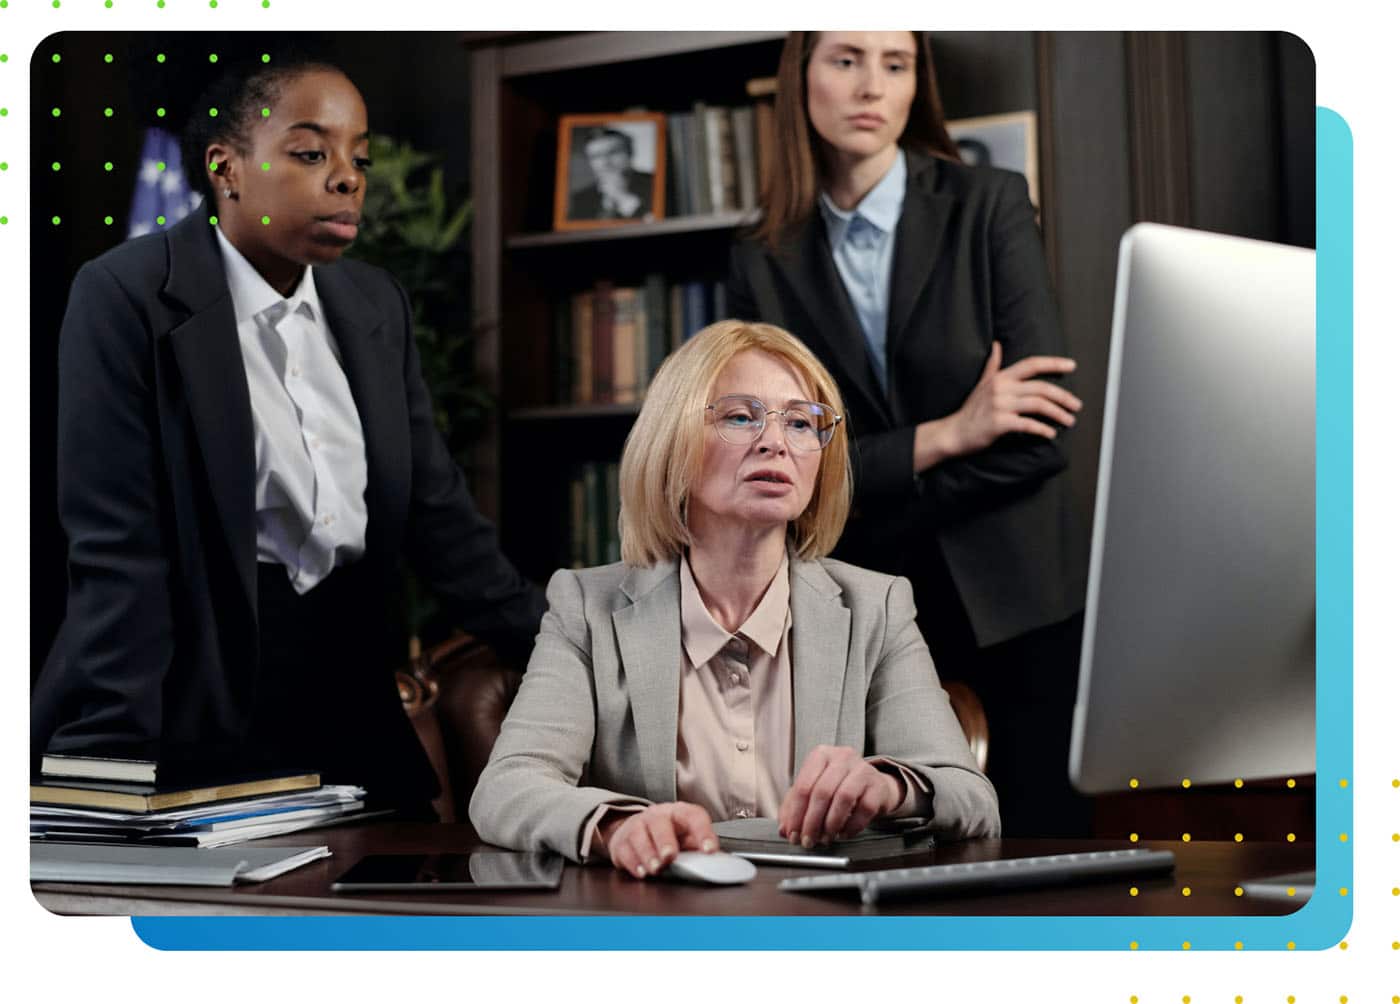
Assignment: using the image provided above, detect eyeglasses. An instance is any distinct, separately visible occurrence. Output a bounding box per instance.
[705,395,843,452]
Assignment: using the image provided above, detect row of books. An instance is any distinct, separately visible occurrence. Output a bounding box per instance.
[566,460,621,569]
[553,277,729,406]
[665,101,773,217]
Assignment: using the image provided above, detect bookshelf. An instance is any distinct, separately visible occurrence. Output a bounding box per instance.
[467,31,788,580]
[466,31,1048,581]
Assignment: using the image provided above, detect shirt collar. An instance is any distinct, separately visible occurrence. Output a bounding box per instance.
[818,147,907,245]
[214,225,322,328]
[679,553,791,667]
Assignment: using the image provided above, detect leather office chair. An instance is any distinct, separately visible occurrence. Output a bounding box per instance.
[399,634,990,824]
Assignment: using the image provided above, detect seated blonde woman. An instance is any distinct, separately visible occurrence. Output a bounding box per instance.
[469,320,999,877]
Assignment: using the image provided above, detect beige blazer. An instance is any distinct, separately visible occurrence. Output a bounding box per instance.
[468,555,1000,861]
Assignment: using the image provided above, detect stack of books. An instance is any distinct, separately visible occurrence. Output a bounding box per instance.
[31,752,371,848]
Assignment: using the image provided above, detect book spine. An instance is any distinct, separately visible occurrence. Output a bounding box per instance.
[703,107,728,213]
[592,281,614,404]
[668,282,684,351]
[581,462,600,568]
[643,273,668,390]
[572,292,593,405]
[666,113,690,217]
[611,287,639,404]
[682,281,707,340]
[603,460,621,564]
[731,106,758,211]
[568,468,586,569]
[690,103,712,215]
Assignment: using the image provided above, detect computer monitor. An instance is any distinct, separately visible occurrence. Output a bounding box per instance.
[1069,223,1316,794]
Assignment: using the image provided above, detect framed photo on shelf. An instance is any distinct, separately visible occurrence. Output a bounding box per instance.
[554,112,667,231]
[946,110,1040,210]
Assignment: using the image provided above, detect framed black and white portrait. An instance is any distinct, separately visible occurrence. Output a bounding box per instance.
[554,112,667,231]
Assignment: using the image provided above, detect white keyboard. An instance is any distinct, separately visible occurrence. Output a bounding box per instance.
[778,848,1176,904]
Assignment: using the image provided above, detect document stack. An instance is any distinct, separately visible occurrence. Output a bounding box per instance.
[31,753,370,848]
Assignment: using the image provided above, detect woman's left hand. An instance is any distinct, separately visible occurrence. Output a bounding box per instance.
[777,745,903,847]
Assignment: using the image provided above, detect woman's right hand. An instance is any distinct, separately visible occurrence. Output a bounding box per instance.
[942,341,1082,458]
[601,802,718,879]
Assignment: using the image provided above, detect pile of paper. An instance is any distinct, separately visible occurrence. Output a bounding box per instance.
[30,785,369,848]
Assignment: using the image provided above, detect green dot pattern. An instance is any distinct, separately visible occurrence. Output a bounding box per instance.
[209,216,218,225]
[209,108,218,118]
[209,54,218,64]
[156,161,166,172]
[51,108,62,118]
[104,162,113,172]
[157,54,166,64]
[51,162,61,172]
[104,54,113,63]
[261,107,271,118]
[156,216,166,225]
[104,216,114,225]
[261,162,270,171]
[261,216,271,225]
[156,108,166,118]
[52,216,61,225]
[52,54,61,64]
[104,107,113,118]
[261,54,271,64]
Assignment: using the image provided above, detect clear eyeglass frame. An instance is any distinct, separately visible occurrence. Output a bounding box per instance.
[704,394,843,452]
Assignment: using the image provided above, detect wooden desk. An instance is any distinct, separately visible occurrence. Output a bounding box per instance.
[32,822,1314,917]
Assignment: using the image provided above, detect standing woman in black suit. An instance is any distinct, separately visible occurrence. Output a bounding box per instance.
[727,31,1090,835]
[32,54,545,810]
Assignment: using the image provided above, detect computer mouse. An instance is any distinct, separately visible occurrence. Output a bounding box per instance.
[666,850,757,885]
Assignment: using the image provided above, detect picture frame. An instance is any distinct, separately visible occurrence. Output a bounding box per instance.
[946,110,1040,210]
[553,112,668,231]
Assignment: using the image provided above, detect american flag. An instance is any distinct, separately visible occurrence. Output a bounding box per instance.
[127,127,203,239]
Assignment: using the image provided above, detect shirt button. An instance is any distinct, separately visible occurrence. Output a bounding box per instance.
[735,809,750,819]
[729,673,740,686]
[736,740,750,752]
[290,365,301,378]
[321,514,335,526]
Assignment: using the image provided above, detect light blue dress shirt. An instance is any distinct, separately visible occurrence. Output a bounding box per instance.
[817,148,907,394]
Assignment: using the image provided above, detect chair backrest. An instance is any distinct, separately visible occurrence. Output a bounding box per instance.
[400,635,990,823]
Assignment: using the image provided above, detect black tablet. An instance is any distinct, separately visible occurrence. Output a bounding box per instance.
[330,852,564,893]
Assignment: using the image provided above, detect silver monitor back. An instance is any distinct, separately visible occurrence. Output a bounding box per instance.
[1069,223,1315,794]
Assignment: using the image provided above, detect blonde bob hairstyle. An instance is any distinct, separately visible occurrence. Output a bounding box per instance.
[619,319,852,567]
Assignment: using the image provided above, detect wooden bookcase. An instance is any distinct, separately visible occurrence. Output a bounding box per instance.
[466,31,788,581]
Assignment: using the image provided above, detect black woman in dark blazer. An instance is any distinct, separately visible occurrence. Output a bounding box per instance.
[726,32,1089,835]
[32,56,545,809]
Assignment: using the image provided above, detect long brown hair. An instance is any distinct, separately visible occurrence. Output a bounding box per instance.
[755,31,961,249]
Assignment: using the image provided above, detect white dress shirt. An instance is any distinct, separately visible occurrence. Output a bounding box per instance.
[215,227,369,594]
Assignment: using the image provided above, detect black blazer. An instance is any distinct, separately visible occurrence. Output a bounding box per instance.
[32,209,546,789]
[727,151,1085,647]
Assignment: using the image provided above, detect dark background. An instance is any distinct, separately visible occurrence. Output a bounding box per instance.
[30,31,1316,683]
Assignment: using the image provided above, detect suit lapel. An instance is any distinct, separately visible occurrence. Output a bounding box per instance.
[612,560,683,802]
[789,558,851,764]
[162,212,258,613]
[887,153,955,361]
[312,263,402,559]
[768,216,895,429]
